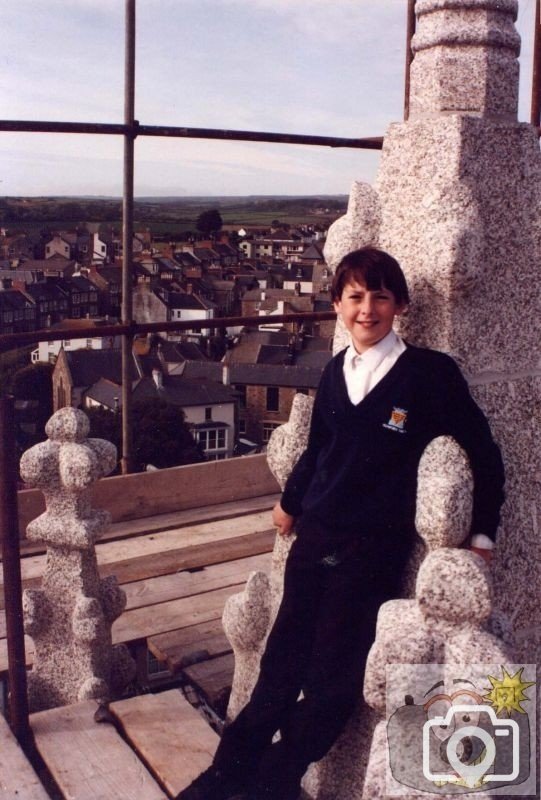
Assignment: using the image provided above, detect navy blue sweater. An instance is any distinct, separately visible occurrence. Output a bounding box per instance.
[281,345,504,544]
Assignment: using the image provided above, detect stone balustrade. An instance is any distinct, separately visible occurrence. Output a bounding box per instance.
[19,406,135,712]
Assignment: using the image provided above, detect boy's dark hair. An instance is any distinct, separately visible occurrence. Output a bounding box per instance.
[331,247,410,305]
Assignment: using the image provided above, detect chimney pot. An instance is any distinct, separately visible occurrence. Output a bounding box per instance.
[152,368,163,389]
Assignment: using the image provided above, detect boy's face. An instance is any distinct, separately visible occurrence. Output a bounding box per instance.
[333,279,405,353]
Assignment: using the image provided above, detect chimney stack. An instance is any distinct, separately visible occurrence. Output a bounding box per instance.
[152,368,163,389]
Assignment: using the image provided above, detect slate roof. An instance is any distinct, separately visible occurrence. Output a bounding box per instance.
[193,247,220,261]
[182,359,324,389]
[173,251,201,267]
[84,378,122,409]
[57,275,98,293]
[0,268,44,285]
[213,243,238,257]
[64,349,138,387]
[132,374,237,407]
[0,289,34,311]
[158,290,212,310]
[96,267,122,285]
[20,259,76,275]
[299,243,325,261]
[151,339,209,363]
[224,329,290,364]
[25,282,69,303]
[229,362,324,389]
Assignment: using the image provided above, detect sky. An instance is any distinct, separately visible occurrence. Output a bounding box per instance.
[0,0,537,197]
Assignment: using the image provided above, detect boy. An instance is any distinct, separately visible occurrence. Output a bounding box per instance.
[177,247,504,800]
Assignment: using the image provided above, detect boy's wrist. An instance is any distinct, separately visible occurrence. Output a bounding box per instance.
[470,533,494,550]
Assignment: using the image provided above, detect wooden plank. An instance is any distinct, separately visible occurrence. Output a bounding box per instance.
[0,636,34,672]
[15,453,279,535]
[110,690,218,798]
[148,619,231,673]
[0,584,241,678]
[17,493,278,557]
[90,454,279,523]
[31,700,166,799]
[183,653,236,712]
[103,493,277,540]
[0,552,270,642]
[0,516,275,611]
[112,584,243,644]
[0,561,264,677]
[122,552,270,611]
[0,714,49,799]
[1,511,274,592]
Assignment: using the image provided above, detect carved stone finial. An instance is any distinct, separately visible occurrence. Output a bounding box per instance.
[362,551,512,798]
[410,0,521,119]
[19,407,135,711]
[323,181,381,272]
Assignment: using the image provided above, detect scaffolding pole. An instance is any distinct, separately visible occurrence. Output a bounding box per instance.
[532,0,541,128]
[121,0,136,474]
[404,0,416,120]
[0,396,30,744]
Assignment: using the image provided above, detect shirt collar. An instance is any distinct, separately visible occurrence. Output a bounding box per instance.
[345,330,400,372]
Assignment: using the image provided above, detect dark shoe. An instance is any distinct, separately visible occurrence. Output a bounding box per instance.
[244,740,303,800]
[175,765,246,800]
[244,786,301,800]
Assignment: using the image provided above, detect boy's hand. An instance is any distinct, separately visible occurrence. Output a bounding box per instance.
[272,502,295,537]
[470,546,493,565]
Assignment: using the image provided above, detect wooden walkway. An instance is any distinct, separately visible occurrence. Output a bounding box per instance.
[3,690,220,799]
[0,492,278,798]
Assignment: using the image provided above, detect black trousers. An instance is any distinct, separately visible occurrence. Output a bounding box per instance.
[214,526,406,797]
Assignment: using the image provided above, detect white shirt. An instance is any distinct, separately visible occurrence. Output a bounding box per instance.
[342,330,492,551]
[342,330,406,405]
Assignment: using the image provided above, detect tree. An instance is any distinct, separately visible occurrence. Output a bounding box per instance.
[196,208,223,237]
[86,398,205,472]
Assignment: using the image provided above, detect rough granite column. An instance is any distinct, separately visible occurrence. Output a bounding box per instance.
[326,0,540,663]
[19,407,136,712]
[224,1,538,795]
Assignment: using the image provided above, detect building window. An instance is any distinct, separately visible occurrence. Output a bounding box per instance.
[238,419,247,435]
[295,388,309,395]
[205,407,212,421]
[197,428,226,452]
[266,386,279,412]
[235,384,247,408]
[262,421,281,443]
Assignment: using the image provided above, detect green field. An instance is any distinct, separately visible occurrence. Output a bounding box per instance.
[0,195,347,234]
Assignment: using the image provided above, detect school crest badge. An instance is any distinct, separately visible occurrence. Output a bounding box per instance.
[384,406,408,433]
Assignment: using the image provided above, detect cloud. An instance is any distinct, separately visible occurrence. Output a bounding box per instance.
[217,0,402,43]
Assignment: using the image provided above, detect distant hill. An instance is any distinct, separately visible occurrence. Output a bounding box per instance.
[0,195,348,234]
